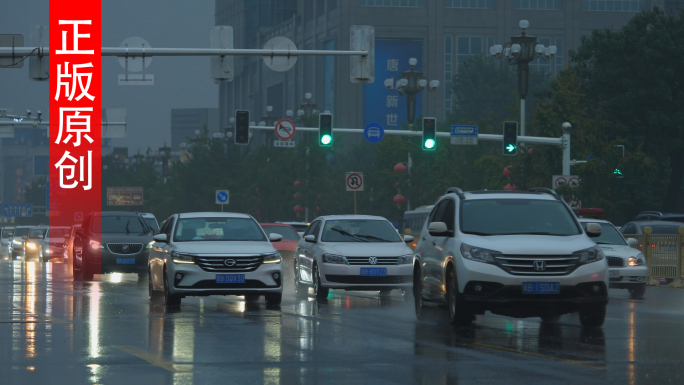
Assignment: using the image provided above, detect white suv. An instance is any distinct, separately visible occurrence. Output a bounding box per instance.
[413,188,609,328]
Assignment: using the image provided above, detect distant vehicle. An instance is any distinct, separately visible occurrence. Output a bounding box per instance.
[139,213,160,232]
[578,219,647,299]
[25,227,48,261]
[294,215,415,298]
[413,187,608,328]
[619,220,684,235]
[1,227,14,257]
[10,226,33,260]
[43,226,70,261]
[73,212,154,281]
[259,223,300,262]
[148,212,284,306]
[633,211,684,222]
[402,205,434,250]
[276,221,309,237]
[573,208,605,220]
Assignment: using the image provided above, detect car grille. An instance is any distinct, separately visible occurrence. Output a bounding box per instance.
[325,275,412,284]
[607,256,624,267]
[183,279,273,289]
[193,254,264,272]
[107,243,143,255]
[346,256,399,265]
[494,255,580,276]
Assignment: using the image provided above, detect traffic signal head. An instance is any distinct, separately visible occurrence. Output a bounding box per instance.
[319,113,333,147]
[234,110,250,145]
[422,117,436,150]
[502,121,518,156]
[614,168,624,178]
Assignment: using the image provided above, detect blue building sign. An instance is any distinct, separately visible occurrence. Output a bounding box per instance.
[363,39,423,129]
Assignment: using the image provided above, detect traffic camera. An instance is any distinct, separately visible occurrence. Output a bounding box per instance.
[422,117,436,150]
[502,121,518,156]
[234,110,250,145]
[319,113,333,147]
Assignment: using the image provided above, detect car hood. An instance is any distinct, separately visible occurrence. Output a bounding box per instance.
[597,244,641,258]
[314,241,413,256]
[173,241,277,255]
[272,240,299,252]
[458,234,596,255]
[98,233,153,244]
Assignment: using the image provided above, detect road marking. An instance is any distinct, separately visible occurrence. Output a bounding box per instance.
[113,345,194,373]
[459,341,606,370]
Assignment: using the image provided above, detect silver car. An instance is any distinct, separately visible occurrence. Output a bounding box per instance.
[148,212,284,306]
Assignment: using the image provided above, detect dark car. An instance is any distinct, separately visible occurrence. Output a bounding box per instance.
[633,211,684,222]
[619,220,684,235]
[73,212,153,280]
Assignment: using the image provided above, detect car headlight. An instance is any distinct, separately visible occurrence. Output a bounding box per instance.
[263,252,282,264]
[460,243,500,263]
[323,253,348,265]
[171,251,194,264]
[146,241,154,250]
[44,249,51,254]
[397,254,413,265]
[573,246,604,264]
[89,240,103,250]
[629,253,645,266]
[26,242,37,249]
[12,239,22,245]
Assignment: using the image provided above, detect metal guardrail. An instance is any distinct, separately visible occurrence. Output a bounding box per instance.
[624,226,684,288]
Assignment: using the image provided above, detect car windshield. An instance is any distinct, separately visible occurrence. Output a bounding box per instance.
[261,226,300,241]
[13,228,30,237]
[29,229,47,239]
[321,219,402,242]
[144,218,159,230]
[47,228,69,238]
[174,217,266,242]
[92,216,148,234]
[643,224,684,235]
[2,229,13,238]
[581,223,626,245]
[461,199,582,236]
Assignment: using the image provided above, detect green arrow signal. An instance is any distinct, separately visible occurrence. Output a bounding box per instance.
[506,144,516,153]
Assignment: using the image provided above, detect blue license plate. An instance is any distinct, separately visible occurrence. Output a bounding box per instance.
[216,274,245,284]
[522,282,560,294]
[360,268,387,277]
[116,257,135,264]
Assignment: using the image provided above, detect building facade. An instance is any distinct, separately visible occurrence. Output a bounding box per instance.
[170,108,220,151]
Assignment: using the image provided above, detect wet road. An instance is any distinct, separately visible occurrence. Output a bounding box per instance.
[1,258,683,385]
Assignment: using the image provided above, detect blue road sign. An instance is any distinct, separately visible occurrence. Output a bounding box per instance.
[2,203,33,218]
[215,190,230,204]
[450,125,478,145]
[364,122,384,143]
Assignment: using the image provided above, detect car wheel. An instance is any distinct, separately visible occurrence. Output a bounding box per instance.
[294,263,308,297]
[244,294,260,302]
[379,289,392,297]
[579,305,606,328]
[540,315,562,323]
[629,284,646,299]
[446,268,473,327]
[313,264,329,299]
[265,293,282,306]
[163,268,181,306]
[414,266,425,320]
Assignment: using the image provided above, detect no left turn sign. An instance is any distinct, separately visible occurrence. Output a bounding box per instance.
[274,119,296,141]
[346,172,364,191]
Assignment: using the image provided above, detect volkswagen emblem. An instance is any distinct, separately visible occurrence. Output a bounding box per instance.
[122,244,129,253]
[224,259,237,267]
[368,256,378,265]
[533,261,546,271]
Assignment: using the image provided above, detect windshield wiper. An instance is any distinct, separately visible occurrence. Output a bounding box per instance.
[330,227,368,242]
[125,222,131,234]
[594,241,613,244]
[355,234,391,242]
[504,232,560,236]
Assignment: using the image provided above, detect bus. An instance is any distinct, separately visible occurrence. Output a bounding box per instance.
[401,205,434,250]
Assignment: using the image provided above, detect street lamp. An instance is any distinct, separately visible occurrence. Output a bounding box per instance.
[262,105,278,127]
[158,144,171,178]
[490,20,556,138]
[299,93,318,118]
[385,58,439,125]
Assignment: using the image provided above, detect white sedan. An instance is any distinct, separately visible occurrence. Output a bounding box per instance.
[148,212,284,306]
[294,215,415,298]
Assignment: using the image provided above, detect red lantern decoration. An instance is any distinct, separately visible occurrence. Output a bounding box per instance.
[315,195,321,201]
[527,147,533,154]
[293,205,304,214]
[393,194,407,207]
[313,206,321,214]
[503,184,517,191]
[255,188,259,194]
[394,182,400,189]
[393,163,407,173]
[255,210,262,218]
[293,193,303,200]
[503,166,511,177]
[294,180,302,188]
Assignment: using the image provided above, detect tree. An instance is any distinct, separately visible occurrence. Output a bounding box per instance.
[571,8,684,211]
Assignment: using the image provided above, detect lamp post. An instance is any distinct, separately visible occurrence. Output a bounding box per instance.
[158,144,171,178]
[490,20,556,138]
[384,58,439,126]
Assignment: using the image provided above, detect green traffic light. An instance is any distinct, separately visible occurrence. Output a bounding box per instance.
[424,139,435,149]
[614,169,623,176]
[321,134,332,145]
[506,144,516,153]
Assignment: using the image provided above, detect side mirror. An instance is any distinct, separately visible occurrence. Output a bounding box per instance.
[403,235,414,243]
[269,233,283,242]
[627,238,638,247]
[304,235,317,243]
[428,222,448,236]
[585,223,602,238]
[153,233,168,242]
[75,228,84,236]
